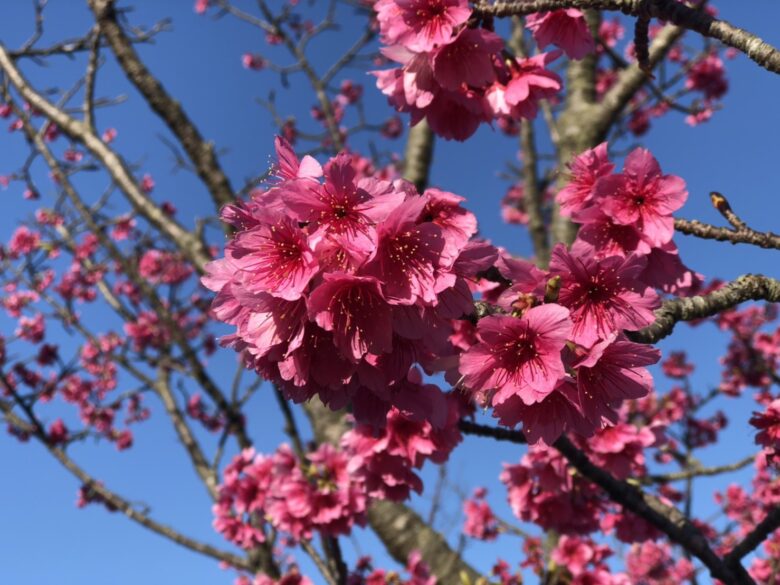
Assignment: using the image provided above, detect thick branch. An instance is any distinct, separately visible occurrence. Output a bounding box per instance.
[629,274,780,344]
[402,120,435,192]
[520,120,550,265]
[475,0,780,75]
[726,506,780,566]
[367,501,481,584]
[88,0,236,212]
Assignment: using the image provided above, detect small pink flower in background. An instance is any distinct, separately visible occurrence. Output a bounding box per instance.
[751,399,780,453]
[463,488,499,541]
[598,18,625,50]
[140,173,155,193]
[339,80,363,104]
[686,53,728,100]
[16,312,45,343]
[526,9,595,60]
[47,419,69,446]
[662,351,694,378]
[381,116,403,139]
[9,226,41,257]
[138,250,193,285]
[63,149,83,163]
[43,122,60,142]
[114,429,133,451]
[101,127,117,143]
[194,0,209,14]
[551,536,595,577]
[110,214,136,241]
[242,53,266,70]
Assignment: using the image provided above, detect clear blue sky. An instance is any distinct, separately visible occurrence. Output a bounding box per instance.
[0,2,779,584]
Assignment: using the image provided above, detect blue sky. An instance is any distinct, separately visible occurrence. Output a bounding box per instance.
[0,1,779,584]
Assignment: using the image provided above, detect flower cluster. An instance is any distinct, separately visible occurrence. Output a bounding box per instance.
[462,487,499,541]
[502,424,662,541]
[205,137,494,428]
[213,444,367,547]
[372,2,588,140]
[459,248,662,444]
[349,551,437,585]
[341,393,465,502]
[562,144,699,293]
[456,145,702,444]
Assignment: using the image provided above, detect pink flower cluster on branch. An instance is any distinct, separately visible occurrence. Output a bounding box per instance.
[213,443,367,547]
[372,1,596,140]
[458,144,705,445]
[205,137,495,428]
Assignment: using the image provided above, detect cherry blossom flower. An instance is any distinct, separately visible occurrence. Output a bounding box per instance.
[375,0,471,53]
[460,304,572,406]
[550,245,659,346]
[574,336,660,426]
[595,148,688,247]
[526,9,595,60]
[308,274,393,361]
[557,142,615,218]
[228,213,318,301]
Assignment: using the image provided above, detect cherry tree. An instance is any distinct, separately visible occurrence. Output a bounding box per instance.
[1,1,780,584]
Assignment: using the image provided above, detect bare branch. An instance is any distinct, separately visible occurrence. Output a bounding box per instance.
[0,43,212,273]
[643,455,755,484]
[726,506,780,566]
[0,398,250,571]
[88,0,236,212]
[629,274,780,344]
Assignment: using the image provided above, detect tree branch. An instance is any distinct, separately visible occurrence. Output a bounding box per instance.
[402,120,435,191]
[675,217,780,250]
[88,0,236,212]
[628,274,780,344]
[554,436,754,585]
[460,422,755,584]
[0,43,212,273]
[726,506,780,566]
[0,399,250,571]
[474,0,780,75]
